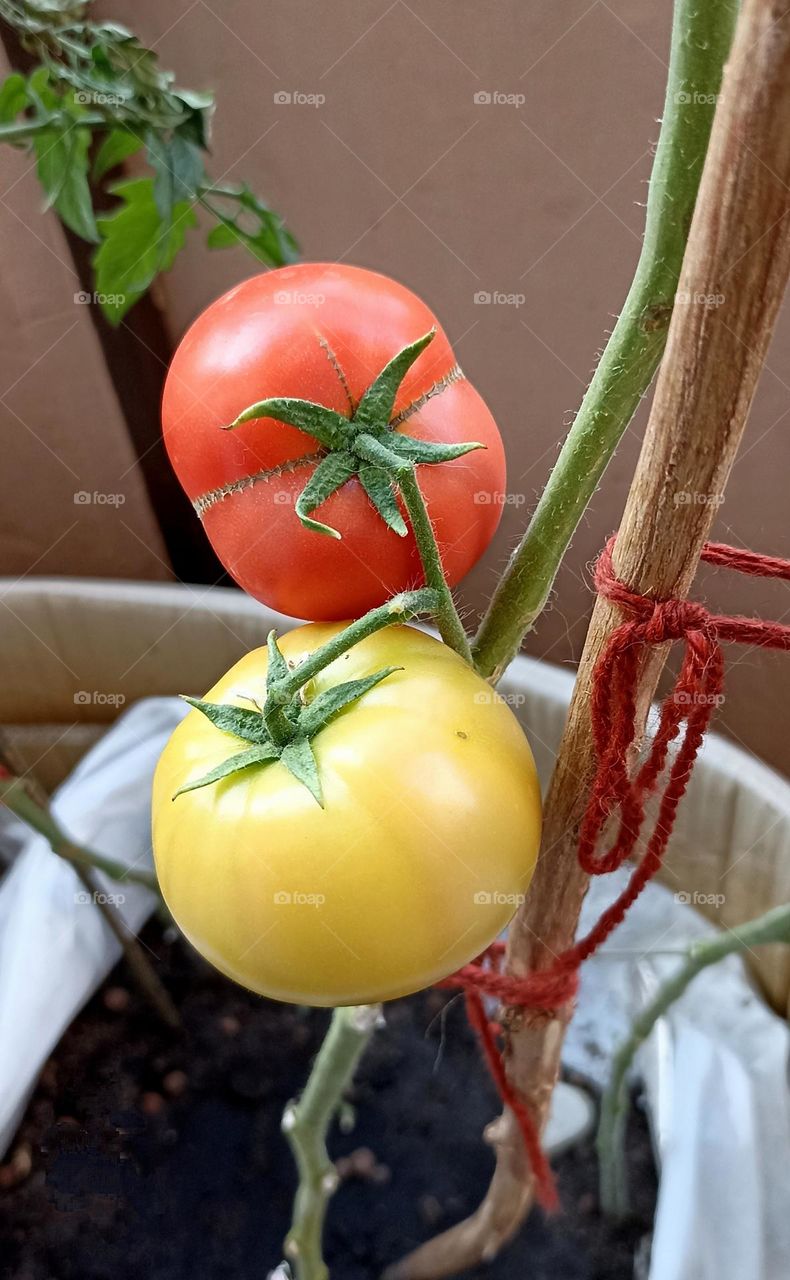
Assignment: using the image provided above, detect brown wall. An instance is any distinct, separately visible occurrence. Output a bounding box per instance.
[3,2,790,776]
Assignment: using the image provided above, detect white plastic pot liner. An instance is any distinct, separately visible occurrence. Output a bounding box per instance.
[0,685,788,1280]
[0,696,187,1156]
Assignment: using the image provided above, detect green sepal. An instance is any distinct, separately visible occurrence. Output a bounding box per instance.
[173,742,279,797]
[266,630,289,690]
[300,668,400,738]
[386,434,485,465]
[281,737,323,807]
[354,330,435,428]
[226,397,350,449]
[295,451,357,538]
[358,466,407,536]
[181,695,269,743]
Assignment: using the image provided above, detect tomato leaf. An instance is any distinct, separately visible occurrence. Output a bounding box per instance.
[294,452,358,539]
[228,396,350,448]
[300,669,400,739]
[180,695,269,743]
[94,177,196,324]
[354,330,435,428]
[173,742,279,798]
[358,466,408,536]
[147,128,205,218]
[204,183,299,266]
[33,122,98,242]
[93,128,143,179]
[280,737,323,807]
[387,434,484,464]
[0,73,29,127]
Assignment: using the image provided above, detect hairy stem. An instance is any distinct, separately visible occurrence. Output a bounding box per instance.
[268,588,439,707]
[283,1004,382,1280]
[397,470,472,663]
[472,0,739,681]
[598,903,790,1218]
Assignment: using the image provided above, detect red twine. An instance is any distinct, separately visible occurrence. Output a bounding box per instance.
[443,536,790,1211]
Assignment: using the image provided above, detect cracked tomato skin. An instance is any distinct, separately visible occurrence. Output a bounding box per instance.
[162,264,506,620]
[152,625,541,1007]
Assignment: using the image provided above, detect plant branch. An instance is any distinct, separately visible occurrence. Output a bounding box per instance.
[598,903,790,1218]
[472,0,739,681]
[397,470,472,662]
[283,1004,382,1280]
[0,773,160,893]
[388,0,790,1272]
[267,588,439,707]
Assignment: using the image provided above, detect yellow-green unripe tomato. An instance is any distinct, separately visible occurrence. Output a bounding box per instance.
[152,625,541,1006]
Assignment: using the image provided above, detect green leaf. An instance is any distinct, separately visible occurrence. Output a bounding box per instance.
[173,742,279,797]
[300,669,399,738]
[204,183,299,267]
[355,330,435,427]
[93,128,143,179]
[181,695,269,744]
[280,737,323,807]
[0,73,29,125]
[147,128,205,218]
[228,396,350,448]
[266,630,289,691]
[387,434,485,465]
[94,177,196,324]
[358,465,407,536]
[33,122,98,242]
[295,452,358,538]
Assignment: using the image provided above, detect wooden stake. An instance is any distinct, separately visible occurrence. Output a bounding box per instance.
[387,0,790,1273]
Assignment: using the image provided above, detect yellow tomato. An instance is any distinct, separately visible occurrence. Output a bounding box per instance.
[152,625,541,1006]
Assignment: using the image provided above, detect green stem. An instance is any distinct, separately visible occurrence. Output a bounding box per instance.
[283,1004,382,1280]
[398,469,473,664]
[0,111,104,142]
[0,775,160,894]
[472,0,739,681]
[268,588,439,707]
[598,902,790,1219]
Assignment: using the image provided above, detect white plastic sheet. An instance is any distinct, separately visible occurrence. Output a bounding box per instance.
[565,869,790,1280]
[0,697,187,1156]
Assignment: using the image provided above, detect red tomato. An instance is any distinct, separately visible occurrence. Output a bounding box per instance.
[162,264,506,620]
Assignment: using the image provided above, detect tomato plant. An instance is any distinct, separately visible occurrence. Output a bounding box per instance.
[162,263,506,620]
[152,621,541,1006]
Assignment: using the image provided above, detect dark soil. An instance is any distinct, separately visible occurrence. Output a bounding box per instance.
[0,928,656,1280]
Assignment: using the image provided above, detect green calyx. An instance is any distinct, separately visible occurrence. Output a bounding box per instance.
[174,630,400,808]
[224,329,484,538]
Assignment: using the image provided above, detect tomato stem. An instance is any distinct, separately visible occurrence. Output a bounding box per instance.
[283,1004,383,1280]
[397,469,474,664]
[267,588,440,704]
[597,903,790,1219]
[471,0,739,682]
